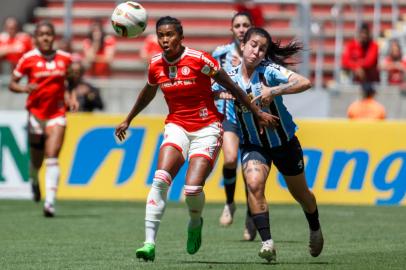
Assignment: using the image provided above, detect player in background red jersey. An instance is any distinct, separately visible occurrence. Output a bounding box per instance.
[0,17,33,71]
[115,16,278,261]
[82,19,116,77]
[9,21,79,217]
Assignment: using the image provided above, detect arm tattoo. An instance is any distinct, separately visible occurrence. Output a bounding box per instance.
[278,79,298,94]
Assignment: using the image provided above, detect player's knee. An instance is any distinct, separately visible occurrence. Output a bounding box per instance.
[246,180,263,196]
[223,156,238,167]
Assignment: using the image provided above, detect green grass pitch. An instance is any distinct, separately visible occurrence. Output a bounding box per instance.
[1,200,405,269]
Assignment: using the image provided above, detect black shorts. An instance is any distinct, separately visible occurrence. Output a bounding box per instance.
[240,135,304,176]
[222,118,239,135]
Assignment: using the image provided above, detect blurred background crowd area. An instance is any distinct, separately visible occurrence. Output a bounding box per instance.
[1,0,406,119]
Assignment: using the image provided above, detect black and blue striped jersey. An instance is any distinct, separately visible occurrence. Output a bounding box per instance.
[214,62,297,148]
[212,42,239,124]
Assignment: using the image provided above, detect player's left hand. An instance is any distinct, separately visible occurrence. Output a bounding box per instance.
[256,110,279,134]
[68,97,80,112]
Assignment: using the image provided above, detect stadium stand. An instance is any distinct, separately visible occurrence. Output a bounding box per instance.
[28,0,406,83]
[2,0,406,117]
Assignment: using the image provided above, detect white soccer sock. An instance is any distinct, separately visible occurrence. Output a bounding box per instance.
[29,161,39,185]
[144,170,172,245]
[45,158,60,207]
[184,185,205,228]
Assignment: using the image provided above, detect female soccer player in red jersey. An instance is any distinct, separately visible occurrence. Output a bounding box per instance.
[115,16,278,262]
[9,21,78,217]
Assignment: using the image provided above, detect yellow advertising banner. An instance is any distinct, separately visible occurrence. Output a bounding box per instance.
[52,114,406,205]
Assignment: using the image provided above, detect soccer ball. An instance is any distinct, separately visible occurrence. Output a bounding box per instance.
[111,1,148,38]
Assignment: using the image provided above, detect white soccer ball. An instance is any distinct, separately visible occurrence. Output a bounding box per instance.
[111,1,148,38]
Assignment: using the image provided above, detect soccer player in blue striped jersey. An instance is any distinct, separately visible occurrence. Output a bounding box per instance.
[213,27,324,262]
[212,12,257,240]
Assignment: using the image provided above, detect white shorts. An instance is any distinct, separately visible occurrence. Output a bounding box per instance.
[161,122,223,166]
[28,114,67,135]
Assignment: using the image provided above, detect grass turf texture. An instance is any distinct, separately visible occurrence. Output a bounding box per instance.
[1,200,405,270]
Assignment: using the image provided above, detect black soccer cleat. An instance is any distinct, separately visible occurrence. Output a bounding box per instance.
[43,204,55,218]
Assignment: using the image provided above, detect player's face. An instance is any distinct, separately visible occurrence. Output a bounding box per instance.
[359,29,370,45]
[242,33,268,68]
[4,18,18,37]
[35,25,55,53]
[231,15,252,44]
[157,24,183,58]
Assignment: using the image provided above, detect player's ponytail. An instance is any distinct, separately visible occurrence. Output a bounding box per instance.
[243,27,303,67]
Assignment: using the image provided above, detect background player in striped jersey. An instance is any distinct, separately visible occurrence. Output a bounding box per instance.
[115,16,278,262]
[9,21,78,217]
[214,27,323,262]
[212,11,257,240]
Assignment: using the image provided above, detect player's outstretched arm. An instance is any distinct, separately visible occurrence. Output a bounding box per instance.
[115,83,158,141]
[213,69,279,132]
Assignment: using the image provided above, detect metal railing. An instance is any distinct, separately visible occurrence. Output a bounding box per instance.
[61,0,404,92]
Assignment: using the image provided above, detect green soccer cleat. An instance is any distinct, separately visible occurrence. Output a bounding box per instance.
[136,243,155,262]
[187,218,203,255]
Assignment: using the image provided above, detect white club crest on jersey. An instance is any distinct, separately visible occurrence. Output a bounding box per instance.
[45,61,56,70]
[181,66,190,76]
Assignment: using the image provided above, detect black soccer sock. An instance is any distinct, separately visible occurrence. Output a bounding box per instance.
[251,212,272,241]
[304,207,320,231]
[223,167,236,204]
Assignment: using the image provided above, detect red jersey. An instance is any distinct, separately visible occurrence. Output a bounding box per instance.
[13,49,72,120]
[82,35,116,77]
[235,4,265,27]
[148,47,223,131]
[342,39,379,82]
[0,32,33,67]
[382,56,406,85]
[141,34,161,61]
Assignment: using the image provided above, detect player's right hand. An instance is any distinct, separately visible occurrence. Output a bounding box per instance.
[24,84,38,93]
[214,90,235,100]
[115,120,129,141]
